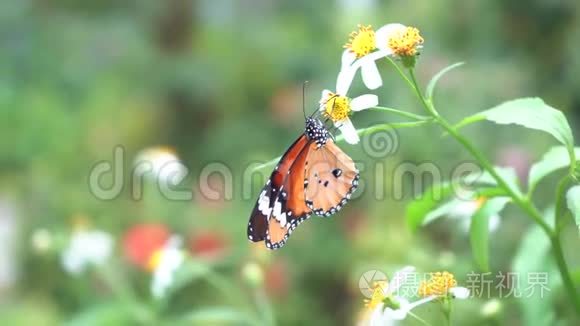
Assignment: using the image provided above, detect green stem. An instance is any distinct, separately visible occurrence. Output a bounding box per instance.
[442,298,452,326]
[400,64,580,312]
[554,175,572,232]
[385,56,415,91]
[97,263,155,324]
[550,235,580,310]
[254,287,275,326]
[408,311,434,326]
[370,106,431,121]
[405,67,552,235]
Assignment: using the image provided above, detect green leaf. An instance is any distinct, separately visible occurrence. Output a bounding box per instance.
[469,197,510,271]
[64,302,134,326]
[474,187,510,198]
[456,97,574,152]
[528,146,580,194]
[512,209,561,326]
[178,307,253,325]
[566,185,580,231]
[166,260,211,297]
[421,197,460,226]
[426,62,465,100]
[464,166,522,196]
[406,182,454,232]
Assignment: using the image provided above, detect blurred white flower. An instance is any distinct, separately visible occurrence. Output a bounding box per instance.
[425,194,506,234]
[340,23,424,91]
[449,286,470,299]
[319,88,378,144]
[134,147,187,184]
[31,228,53,253]
[449,197,501,233]
[0,199,19,290]
[366,266,436,326]
[60,230,114,275]
[481,298,502,317]
[149,235,186,299]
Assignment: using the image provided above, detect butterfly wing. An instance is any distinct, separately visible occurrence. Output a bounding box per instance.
[304,139,359,216]
[247,135,313,249]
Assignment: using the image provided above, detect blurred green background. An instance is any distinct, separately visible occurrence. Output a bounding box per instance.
[1,0,580,325]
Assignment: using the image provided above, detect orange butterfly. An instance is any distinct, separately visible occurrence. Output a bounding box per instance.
[247,117,359,249]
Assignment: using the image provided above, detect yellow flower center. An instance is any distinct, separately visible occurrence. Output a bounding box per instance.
[147,249,163,272]
[364,281,388,311]
[344,24,376,58]
[475,196,487,209]
[323,93,351,122]
[388,26,424,57]
[418,271,457,297]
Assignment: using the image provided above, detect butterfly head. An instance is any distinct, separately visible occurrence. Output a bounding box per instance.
[305,118,329,148]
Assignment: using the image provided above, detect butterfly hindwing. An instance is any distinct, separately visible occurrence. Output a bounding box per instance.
[304,139,359,217]
[247,181,273,242]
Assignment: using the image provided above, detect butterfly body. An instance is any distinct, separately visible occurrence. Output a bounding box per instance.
[247,118,359,249]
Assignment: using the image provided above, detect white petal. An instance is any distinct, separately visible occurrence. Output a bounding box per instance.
[338,118,359,144]
[451,200,480,218]
[319,89,333,112]
[341,50,356,69]
[319,89,332,103]
[336,68,355,96]
[387,266,415,295]
[351,94,378,112]
[402,295,437,314]
[351,49,393,72]
[375,23,407,50]
[488,214,500,233]
[369,303,385,326]
[360,61,382,89]
[450,286,470,299]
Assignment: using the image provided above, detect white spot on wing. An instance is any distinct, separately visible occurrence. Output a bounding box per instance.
[258,190,272,216]
[272,200,287,227]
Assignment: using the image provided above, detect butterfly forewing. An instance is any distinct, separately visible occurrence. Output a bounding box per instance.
[247,135,312,249]
[304,139,359,216]
[247,117,359,250]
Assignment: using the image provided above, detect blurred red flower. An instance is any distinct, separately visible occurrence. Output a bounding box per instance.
[188,230,229,261]
[341,209,369,242]
[122,223,170,269]
[264,259,290,299]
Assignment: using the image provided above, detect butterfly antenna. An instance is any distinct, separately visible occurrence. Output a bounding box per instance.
[323,97,338,125]
[310,93,338,119]
[302,81,308,120]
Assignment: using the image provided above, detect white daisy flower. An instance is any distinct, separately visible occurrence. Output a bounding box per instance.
[448,197,501,233]
[319,87,378,144]
[366,266,436,326]
[418,271,470,301]
[149,235,186,299]
[424,193,509,234]
[60,230,114,275]
[340,24,424,91]
[366,269,470,325]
